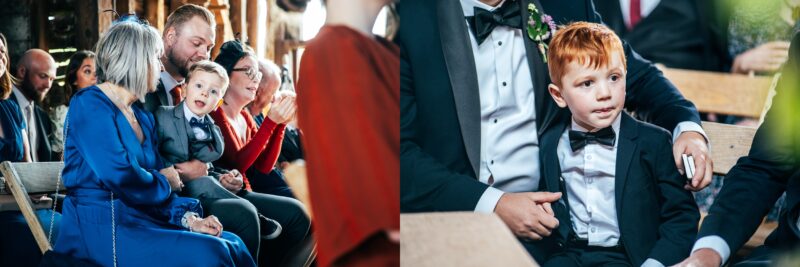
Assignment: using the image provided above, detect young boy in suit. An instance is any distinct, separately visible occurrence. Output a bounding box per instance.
[539,22,700,267]
[155,60,282,239]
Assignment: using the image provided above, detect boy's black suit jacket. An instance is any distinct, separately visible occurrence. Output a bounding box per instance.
[538,111,700,266]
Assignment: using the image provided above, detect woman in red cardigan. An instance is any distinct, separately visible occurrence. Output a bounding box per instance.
[211,40,314,266]
[211,41,297,198]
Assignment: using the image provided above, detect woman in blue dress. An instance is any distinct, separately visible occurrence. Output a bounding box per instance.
[52,19,255,266]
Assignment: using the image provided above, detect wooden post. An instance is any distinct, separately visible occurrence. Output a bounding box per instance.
[208,0,235,58]
[34,0,48,50]
[75,0,114,51]
[144,0,166,32]
[246,0,259,51]
[117,0,137,15]
[229,0,246,40]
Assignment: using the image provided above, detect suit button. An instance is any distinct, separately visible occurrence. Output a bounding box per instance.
[498,41,503,46]
[557,242,563,248]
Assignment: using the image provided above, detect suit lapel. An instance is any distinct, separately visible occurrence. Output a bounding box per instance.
[437,0,482,177]
[615,113,639,214]
[540,116,572,241]
[172,103,191,160]
[34,108,51,161]
[519,0,554,135]
[158,81,169,107]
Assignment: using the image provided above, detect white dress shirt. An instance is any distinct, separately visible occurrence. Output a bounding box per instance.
[13,86,37,162]
[460,0,542,213]
[618,0,661,28]
[183,103,209,141]
[558,115,622,247]
[160,71,183,106]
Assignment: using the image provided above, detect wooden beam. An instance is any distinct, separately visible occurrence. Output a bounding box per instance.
[246,0,259,51]
[117,0,137,15]
[209,0,235,58]
[229,0,246,40]
[144,0,166,32]
[701,121,757,175]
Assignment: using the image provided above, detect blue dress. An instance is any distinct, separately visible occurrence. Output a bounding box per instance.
[0,98,25,162]
[53,86,255,267]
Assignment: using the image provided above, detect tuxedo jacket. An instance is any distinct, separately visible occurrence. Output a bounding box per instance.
[594,0,730,71]
[9,93,56,162]
[397,0,701,212]
[539,112,700,266]
[698,32,800,255]
[154,102,224,167]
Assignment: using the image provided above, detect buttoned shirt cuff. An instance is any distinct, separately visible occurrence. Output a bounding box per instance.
[692,236,730,265]
[641,258,664,267]
[673,121,709,145]
[181,211,200,229]
[474,187,504,213]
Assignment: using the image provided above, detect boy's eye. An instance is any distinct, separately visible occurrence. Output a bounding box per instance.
[210,89,218,95]
[610,75,619,81]
[196,83,202,88]
[581,80,593,87]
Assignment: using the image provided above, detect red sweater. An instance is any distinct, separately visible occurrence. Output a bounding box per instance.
[210,107,285,191]
[297,25,400,267]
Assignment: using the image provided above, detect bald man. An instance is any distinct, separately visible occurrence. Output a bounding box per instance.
[10,49,57,162]
[248,59,282,126]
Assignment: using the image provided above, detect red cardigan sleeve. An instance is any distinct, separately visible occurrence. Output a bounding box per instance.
[211,108,283,173]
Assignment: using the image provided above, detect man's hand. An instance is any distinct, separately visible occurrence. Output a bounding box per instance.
[673,248,722,267]
[673,131,713,191]
[159,166,183,192]
[219,170,244,194]
[495,192,562,241]
[174,159,209,181]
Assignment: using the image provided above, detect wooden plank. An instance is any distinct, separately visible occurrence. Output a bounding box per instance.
[401,212,538,267]
[0,162,55,253]
[702,122,757,175]
[662,68,773,118]
[281,160,312,218]
[117,0,137,15]
[209,0,235,58]
[229,0,246,39]
[0,162,65,195]
[246,0,259,52]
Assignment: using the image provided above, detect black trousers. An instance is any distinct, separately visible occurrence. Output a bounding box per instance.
[541,241,631,267]
[183,176,314,267]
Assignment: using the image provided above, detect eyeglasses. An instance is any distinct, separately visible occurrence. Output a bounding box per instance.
[232,67,263,82]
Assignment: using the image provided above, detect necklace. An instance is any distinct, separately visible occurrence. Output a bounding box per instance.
[101,83,138,124]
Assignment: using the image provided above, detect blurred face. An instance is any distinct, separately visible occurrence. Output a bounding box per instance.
[251,67,280,112]
[74,57,96,90]
[185,71,226,116]
[164,16,215,79]
[548,52,626,131]
[19,57,57,102]
[226,56,261,105]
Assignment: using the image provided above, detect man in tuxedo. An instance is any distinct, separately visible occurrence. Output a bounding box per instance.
[594,0,729,71]
[397,0,713,260]
[676,32,800,267]
[10,49,56,162]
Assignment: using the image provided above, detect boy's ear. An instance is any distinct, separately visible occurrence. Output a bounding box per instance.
[548,83,567,108]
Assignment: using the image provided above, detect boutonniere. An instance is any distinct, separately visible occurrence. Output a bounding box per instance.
[526,4,556,63]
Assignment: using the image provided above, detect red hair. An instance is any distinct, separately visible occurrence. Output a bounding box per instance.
[547,22,626,87]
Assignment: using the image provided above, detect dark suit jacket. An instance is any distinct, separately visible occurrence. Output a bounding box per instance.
[698,32,800,255]
[398,0,701,212]
[594,0,730,71]
[9,93,56,162]
[142,79,170,114]
[154,102,224,167]
[538,112,699,266]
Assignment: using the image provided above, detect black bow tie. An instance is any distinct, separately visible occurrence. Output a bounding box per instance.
[569,127,616,152]
[189,117,207,128]
[466,2,522,45]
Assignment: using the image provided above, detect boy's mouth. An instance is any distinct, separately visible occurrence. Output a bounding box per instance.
[593,106,614,114]
[194,100,207,109]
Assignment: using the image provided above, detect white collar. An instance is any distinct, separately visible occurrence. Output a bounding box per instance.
[160,71,183,92]
[460,0,507,17]
[182,102,204,123]
[12,85,33,110]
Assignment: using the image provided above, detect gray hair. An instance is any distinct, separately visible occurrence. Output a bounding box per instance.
[95,21,163,100]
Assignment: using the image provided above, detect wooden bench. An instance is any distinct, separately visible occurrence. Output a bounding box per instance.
[400,212,538,267]
[661,68,776,120]
[0,161,65,254]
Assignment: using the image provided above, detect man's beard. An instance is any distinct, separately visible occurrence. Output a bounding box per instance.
[21,77,44,104]
[167,48,191,78]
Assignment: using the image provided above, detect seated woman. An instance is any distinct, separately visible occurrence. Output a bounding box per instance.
[211,40,296,198]
[43,50,96,157]
[211,40,314,267]
[52,19,255,267]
